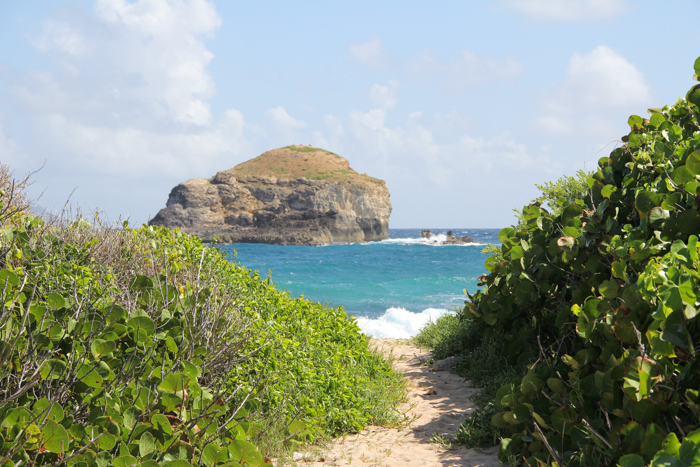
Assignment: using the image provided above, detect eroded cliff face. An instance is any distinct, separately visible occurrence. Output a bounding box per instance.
[148,146,391,245]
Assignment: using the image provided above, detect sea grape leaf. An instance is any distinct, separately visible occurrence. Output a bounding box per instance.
[113,455,138,467]
[33,398,64,422]
[97,432,117,450]
[662,192,683,210]
[41,359,67,380]
[46,293,66,310]
[90,339,116,358]
[677,209,700,235]
[618,454,645,467]
[686,151,700,175]
[686,84,700,107]
[40,420,70,453]
[636,191,664,213]
[672,166,695,185]
[127,316,155,336]
[599,279,619,299]
[202,444,229,466]
[139,431,155,457]
[159,372,190,393]
[228,439,263,466]
[551,407,578,433]
[151,413,173,436]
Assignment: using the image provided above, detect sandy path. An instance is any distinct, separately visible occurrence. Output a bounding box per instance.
[298,338,500,467]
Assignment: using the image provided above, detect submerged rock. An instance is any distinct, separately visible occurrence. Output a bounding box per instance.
[149,145,392,245]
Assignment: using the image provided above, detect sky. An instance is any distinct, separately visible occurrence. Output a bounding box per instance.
[1,0,699,228]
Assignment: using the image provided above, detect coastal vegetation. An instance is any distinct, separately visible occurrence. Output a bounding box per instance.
[417,57,700,465]
[229,146,385,185]
[0,166,405,466]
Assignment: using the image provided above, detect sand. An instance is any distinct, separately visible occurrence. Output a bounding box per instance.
[297,338,500,467]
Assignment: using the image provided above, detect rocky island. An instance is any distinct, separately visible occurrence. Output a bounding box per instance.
[149,145,392,245]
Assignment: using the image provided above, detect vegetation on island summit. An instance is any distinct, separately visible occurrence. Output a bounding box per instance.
[417,57,700,466]
[0,164,405,466]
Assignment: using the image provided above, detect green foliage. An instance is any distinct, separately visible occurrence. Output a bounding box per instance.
[461,58,700,465]
[0,181,405,465]
[533,169,593,215]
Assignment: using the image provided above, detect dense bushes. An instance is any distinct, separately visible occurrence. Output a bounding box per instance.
[0,176,404,466]
[420,57,700,466]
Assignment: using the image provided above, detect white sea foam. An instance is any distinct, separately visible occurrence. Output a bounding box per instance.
[356,307,454,338]
[376,233,484,247]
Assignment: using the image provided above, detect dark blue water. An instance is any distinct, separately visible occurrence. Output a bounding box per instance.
[219,228,500,337]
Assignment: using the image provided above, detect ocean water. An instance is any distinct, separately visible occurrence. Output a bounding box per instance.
[218,228,500,338]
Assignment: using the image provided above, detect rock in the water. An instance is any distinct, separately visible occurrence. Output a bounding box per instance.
[419,229,475,244]
[149,146,392,245]
[444,231,475,244]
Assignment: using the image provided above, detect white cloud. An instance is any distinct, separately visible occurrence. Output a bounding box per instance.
[499,0,629,22]
[408,49,524,88]
[36,108,251,178]
[348,37,385,67]
[565,46,651,108]
[31,19,91,56]
[22,0,223,128]
[533,115,572,135]
[0,122,23,168]
[265,106,307,130]
[369,80,399,110]
[534,46,652,140]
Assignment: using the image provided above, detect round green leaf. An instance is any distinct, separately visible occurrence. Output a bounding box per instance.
[113,455,138,467]
[662,192,683,211]
[677,209,700,235]
[686,151,700,175]
[635,190,663,213]
[498,228,515,243]
[649,207,670,226]
[33,398,64,422]
[0,270,20,287]
[686,84,700,107]
[228,439,263,465]
[40,420,70,454]
[618,454,645,467]
[672,166,695,185]
[90,339,116,358]
[127,316,155,336]
[151,413,173,436]
[203,444,229,466]
[46,293,66,310]
[41,359,67,380]
[96,432,116,450]
[551,407,578,433]
[159,372,190,393]
[139,431,155,457]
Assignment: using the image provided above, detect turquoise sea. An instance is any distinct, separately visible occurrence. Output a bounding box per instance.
[219,228,500,338]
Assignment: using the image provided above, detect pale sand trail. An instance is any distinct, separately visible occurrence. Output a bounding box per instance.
[298,338,500,467]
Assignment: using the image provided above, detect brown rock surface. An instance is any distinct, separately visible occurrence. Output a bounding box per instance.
[148,146,391,245]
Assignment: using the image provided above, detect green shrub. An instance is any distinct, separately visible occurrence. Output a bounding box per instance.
[465,57,700,465]
[0,178,405,466]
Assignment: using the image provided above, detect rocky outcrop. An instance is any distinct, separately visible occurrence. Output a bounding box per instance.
[420,230,475,244]
[148,146,392,245]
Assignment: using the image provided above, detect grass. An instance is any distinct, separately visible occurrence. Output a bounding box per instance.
[230,146,385,186]
[414,312,523,451]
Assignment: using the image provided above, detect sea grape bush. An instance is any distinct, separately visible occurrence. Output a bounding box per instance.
[466,58,700,466]
[0,181,405,465]
[0,207,272,466]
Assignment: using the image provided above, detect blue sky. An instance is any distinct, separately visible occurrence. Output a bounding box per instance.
[1,0,699,228]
